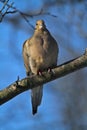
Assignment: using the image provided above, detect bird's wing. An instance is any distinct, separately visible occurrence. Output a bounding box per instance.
[22,39,32,76]
[23,38,43,115]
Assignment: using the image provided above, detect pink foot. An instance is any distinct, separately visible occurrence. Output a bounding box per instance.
[37,70,43,76]
[47,67,52,73]
[47,67,55,74]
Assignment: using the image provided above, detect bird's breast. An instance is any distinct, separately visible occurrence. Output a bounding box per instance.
[29,35,58,69]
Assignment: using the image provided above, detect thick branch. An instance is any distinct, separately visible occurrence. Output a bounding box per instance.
[0,49,87,105]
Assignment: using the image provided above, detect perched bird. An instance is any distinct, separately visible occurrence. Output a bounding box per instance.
[22,20,58,115]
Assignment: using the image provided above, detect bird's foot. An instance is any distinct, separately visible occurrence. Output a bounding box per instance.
[47,67,55,74]
[47,67,52,73]
[37,70,43,76]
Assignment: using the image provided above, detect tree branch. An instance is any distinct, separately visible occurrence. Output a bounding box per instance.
[0,48,87,105]
[0,0,15,22]
[0,0,57,28]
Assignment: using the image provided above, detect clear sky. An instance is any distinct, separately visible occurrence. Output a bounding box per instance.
[0,0,87,130]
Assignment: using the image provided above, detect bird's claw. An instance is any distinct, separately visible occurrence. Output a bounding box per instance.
[47,67,55,74]
[16,76,20,86]
[37,70,43,76]
[47,68,52,73]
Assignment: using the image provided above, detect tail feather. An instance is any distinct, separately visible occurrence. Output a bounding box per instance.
[31,86,43,115]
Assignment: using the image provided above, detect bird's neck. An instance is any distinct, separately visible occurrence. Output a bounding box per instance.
[35,28,44,32]
[34,28,49,35]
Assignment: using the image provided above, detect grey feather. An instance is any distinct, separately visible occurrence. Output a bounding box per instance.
[31,86,43,115]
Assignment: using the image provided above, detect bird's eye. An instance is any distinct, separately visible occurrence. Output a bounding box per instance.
[36,23,38,25]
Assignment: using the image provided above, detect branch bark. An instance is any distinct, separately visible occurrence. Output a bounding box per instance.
[0,48,87,105]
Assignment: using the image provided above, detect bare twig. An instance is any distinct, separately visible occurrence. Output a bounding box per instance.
[1,2,14,17]
[0,0,57,27]
[0,0,9,12]
[0,48,87,105]
[0,0,16,22]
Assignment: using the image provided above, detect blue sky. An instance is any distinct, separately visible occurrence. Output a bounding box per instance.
[0,0,87,130]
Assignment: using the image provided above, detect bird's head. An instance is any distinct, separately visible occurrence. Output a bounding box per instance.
[35,20,46,31]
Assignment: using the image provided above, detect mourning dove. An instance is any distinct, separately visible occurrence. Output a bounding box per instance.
[22,20,58,115]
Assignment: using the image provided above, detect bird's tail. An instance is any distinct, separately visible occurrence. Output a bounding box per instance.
[31,86,43,115]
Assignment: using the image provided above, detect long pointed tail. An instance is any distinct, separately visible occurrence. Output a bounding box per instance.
[31,86,43,115]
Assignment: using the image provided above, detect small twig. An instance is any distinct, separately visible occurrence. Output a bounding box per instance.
[38,8,57,17]
[0,0,57,27]
[0,0,9,12]
[0,0,15,22]
[18,11,34,29]
[2,2,14,17]
[5,10,17,14]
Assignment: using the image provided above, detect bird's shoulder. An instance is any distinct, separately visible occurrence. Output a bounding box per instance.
[23,37,33,52]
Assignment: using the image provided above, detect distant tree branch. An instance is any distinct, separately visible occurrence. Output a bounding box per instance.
[0,0,14,21]
[0,0,57,28]
[0,0,84,24]
[0,48,87,105]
